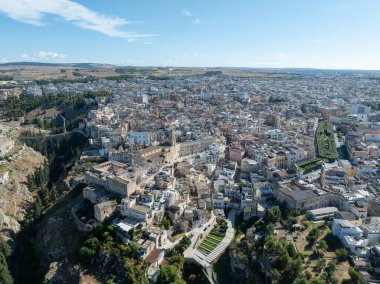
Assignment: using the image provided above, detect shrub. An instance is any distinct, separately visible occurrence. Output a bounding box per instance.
[335,248,349,262]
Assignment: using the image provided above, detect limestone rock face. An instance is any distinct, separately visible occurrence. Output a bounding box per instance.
[0,144,45,240]
[45,260,81,284]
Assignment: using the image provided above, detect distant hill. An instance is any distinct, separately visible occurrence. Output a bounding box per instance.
[0,62,116,70]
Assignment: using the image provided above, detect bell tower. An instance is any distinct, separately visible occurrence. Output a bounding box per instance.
[170,128,177,146]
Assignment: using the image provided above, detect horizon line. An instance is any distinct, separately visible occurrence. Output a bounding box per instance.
[1,61,380,72]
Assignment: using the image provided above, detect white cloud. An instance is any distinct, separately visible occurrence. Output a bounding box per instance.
[21,53,30,60]
[0,0,156,39]
[21,51,67,62]
[35,51,67,61]
[192,18,201,25]
[182,9,192,17]
[278,53,288,59]
[310,40,323,43]
[182,9,201,25]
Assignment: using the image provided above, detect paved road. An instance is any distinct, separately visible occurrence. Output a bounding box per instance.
[333,126,346,160]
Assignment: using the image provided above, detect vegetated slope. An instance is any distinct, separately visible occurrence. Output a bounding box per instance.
[0,142,45,240]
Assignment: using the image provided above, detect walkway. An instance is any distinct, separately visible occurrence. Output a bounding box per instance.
[184,209,236,268]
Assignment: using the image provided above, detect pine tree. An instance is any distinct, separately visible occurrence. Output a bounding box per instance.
[41,186,49,205]
[0,247,13,284]
[33,195,43,220]
[26,175,36,192]
[0,237,11,258]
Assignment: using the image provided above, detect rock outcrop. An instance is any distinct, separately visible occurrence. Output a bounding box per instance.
[0,143,45,240]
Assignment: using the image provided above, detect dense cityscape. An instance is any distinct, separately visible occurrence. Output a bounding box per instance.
[0,66,379,284]
[1,0,380,284]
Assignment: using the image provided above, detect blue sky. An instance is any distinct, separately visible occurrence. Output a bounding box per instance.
[0,0,379,69]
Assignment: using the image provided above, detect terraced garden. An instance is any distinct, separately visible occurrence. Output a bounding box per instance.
[296,158,322,171]
[198,219,228,255]
[316,121,338,161]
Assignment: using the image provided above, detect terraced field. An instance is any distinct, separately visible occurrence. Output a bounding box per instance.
[198,227,226,255]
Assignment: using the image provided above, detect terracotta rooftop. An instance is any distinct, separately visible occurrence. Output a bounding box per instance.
[145,249,163,264]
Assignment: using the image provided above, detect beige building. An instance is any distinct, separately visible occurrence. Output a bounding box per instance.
[120,197,153,224]
[275,180,331,212]
[85,161,136,197]
[94,200,117,222]
[177,137,216,157]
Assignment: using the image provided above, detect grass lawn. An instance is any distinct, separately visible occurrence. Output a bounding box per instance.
[203,239,219,248]
[197,219,228,256]
[208,234,224,242]
[198,246,210,254]
[204,237,220,244]
[198,234,224,255]
[200,242,215,251]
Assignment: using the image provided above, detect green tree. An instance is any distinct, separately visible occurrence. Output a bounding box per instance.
[335,248,349,262]
[162,219,171,230]
[84,237,100,250]
[304,271,312,280]
[318,240,327,251]
[78,246,96,268]
[0,238,11,258]
[265,223,274,236]
[33,195,43,219]
[0,249,13,284]
[310,278,326,284]
[158,265,184,284]
[26,174,36,191]
[307,228,321,245]
[169,254,185,268]
[316,258,326,272]
[268,206,281,223]
[271,268,281,284]
[349,268,363,284]
[326,260,337,276]
[287,243,297,258]
[286,257,303,282]
[294,278,309,284]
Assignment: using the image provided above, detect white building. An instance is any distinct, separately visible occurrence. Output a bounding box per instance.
[349,100,371,121]
[266,129,286,142]
[120,198,153,223]
[307,207,338,221]
[127,131,151,145]
[332,219,363,240]
[213,192,225,209]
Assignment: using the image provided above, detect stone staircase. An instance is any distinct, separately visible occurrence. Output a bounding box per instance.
[196,219,235,263]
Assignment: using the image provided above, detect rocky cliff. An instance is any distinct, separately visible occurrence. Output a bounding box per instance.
[0,142,45,240]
